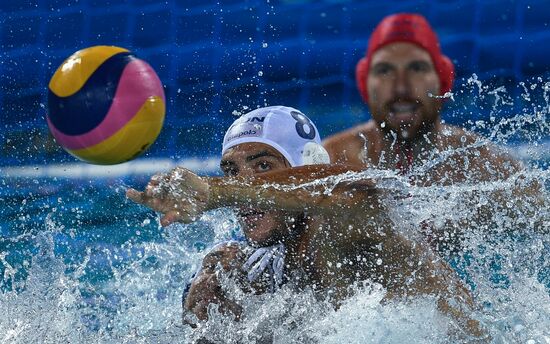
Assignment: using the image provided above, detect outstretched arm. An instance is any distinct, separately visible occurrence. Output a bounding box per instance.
[126,164,376,226]
[209,164,377,213]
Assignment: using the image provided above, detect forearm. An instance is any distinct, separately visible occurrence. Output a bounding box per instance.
[206,164,374,214]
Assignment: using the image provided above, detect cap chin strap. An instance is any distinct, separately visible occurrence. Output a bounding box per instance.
[242,243,286,293]
[302,142,330,165]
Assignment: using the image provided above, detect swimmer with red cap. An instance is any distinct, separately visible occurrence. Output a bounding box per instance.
[323,13,520,183]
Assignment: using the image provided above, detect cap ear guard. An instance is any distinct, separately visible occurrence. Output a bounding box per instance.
[438,55,455,95]
[302,142,330,165]
[355,57,370,103]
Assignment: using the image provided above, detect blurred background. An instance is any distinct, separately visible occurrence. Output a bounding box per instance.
[1,0,549,170]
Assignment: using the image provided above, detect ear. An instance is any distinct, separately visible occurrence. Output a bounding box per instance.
[355,57,370,103]
[439,55,455,95]
[302,142,330,165]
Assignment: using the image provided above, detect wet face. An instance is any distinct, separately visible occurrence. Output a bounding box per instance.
[220,142,300,246]
[367,42,442,141]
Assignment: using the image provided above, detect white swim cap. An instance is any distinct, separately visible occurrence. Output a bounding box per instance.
[222,106,330,167]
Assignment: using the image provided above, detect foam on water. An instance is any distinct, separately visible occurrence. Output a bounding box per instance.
[1,77,550,343]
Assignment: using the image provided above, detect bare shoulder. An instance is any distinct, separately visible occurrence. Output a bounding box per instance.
[440,124,511,155]
[323,121,377,145]
[439,124,478,145]
[322,121,378,166]
[439,124,522,176]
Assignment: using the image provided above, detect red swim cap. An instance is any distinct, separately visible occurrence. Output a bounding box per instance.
[355,13,454,103]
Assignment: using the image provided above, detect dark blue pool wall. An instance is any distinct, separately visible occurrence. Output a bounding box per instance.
[1,0,549,166]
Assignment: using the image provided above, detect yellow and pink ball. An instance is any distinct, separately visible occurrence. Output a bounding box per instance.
[47,46,165,165]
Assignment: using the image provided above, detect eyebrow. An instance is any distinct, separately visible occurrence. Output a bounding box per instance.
[245,150,281,162]
[371,61,393,68]
[219,150,282,168]
[372,59,431,69]
[409,60,433,68]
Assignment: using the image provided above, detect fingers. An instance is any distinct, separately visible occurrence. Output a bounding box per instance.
[185,273,218,320]
[126,188,145,204]
[126,167,208,226]
[127,185,195,226]
[149,173,165,186]
[191,299,210,321]
[218,295,243,321]
[182,312,199,328]
[127,187,162,210]
[189,297,242,323]
[146,173,170,197]
[160,210,184,227]
[188,275,242,322]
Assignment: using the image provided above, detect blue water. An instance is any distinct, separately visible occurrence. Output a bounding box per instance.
[0,175,242,340]
[1,79,550,343]
[1,169,549,343]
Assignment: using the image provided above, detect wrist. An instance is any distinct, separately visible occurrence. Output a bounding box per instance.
[206,177,224,210]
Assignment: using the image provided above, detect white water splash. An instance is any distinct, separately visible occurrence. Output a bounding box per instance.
[1,77,550,343]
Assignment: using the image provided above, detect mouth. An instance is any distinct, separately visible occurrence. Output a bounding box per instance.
[388,102,420,124]
[239,208,265,223]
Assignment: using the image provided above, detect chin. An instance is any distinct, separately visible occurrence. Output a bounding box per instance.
[394,120,429,141]
[382,124,416,141]
[397,127,417,141]
[240,212,281,246]
[245,230,279,247]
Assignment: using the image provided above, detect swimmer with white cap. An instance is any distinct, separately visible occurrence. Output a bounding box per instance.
[182,106,331,312]
[220,106,330,293]
[220,106,329,247]
[127,106,486,339]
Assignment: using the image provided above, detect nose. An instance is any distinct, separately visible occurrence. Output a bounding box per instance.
[237,165,256,178]
[393,69,411,99]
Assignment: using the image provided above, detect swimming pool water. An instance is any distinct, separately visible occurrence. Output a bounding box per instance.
[1,78,550,343]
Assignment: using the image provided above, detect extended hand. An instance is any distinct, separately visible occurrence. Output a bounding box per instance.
[126,166,210,226]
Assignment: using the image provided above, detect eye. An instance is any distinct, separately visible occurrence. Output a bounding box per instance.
[255,161,272,173]
[372,64,393,76]
[222,166,239,177]
[409,61,432,73]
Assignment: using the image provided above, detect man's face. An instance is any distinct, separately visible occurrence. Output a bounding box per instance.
[220,142,297,246]
[367,42,442,141]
